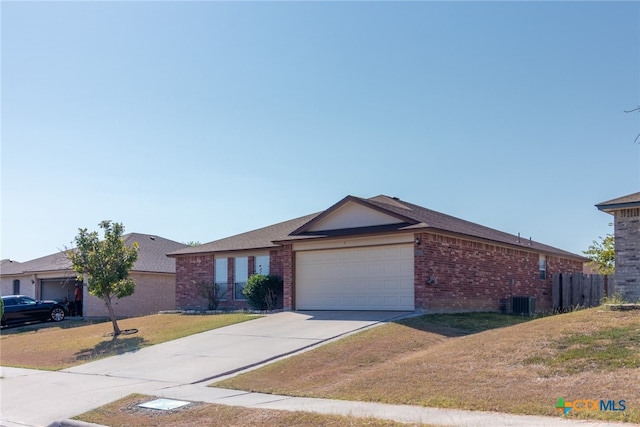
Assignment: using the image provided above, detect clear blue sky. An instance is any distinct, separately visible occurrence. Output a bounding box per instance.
[2,1,639,262]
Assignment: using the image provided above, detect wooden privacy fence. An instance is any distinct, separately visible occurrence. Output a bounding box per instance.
[552,273,608,311]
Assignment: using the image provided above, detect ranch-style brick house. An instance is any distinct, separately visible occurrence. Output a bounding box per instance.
[168,195,587,313]
[0,234,187,318]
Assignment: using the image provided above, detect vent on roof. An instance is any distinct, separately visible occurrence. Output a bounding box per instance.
[511,296,536,315]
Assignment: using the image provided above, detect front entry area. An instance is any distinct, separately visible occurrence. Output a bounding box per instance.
[295,244,414,311]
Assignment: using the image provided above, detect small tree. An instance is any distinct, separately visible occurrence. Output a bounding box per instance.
[195,280,226,310]
[68,220,139,336]
[243,274,282,311]
[583,233,615,275]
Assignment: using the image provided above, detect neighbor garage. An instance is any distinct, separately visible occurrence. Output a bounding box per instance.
[295,244,414,310]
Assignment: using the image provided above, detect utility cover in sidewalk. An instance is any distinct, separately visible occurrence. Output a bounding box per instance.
[138,398,191,411]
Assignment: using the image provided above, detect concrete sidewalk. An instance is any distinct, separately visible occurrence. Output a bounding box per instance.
[2,368,628,427]
[1,311,635,427]
[151,384,633,427]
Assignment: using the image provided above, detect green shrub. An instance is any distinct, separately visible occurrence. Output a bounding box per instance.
[243,274,282,310]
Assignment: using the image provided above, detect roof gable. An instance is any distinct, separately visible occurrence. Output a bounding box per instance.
[291,196,418,235]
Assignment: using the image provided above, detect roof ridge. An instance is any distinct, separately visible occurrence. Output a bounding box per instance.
[366,195,413,210]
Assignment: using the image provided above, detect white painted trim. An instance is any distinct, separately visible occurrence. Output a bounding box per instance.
[293,233,414,252]
[213,250,271,259]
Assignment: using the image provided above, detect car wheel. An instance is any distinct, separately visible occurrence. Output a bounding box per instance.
[50,307,66,322]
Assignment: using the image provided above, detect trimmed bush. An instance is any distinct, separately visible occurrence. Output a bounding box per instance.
[243,274,283,310]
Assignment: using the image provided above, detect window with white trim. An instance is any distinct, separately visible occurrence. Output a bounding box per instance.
[234,257,249,300]
[539,255,547,280]
[214,258,228,300]
[255,255,270,275]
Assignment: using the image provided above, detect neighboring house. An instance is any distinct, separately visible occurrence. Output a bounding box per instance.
[0,234,188,317]
[596,191,640,302]
[168,195,586,313]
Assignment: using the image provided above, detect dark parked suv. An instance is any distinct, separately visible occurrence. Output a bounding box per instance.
[1,295,69,327]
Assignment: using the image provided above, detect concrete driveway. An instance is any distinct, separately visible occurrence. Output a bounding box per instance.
[63,310,405,383]
[1,310,405,426]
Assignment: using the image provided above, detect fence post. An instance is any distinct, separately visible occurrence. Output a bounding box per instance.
[596,275,604,304]
[562,272,571,311]
[571,273,581,307]
[552,273,561,310]
[584,274,592,308]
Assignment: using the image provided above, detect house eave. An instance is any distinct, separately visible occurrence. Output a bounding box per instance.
[596,201,640,213]
[273,227,418,245]
[422,227,588,262]
[167,246,280,258]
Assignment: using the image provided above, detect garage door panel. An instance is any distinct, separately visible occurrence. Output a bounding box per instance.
[296,245,414,311]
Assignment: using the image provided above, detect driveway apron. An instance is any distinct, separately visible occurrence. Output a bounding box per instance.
[1,311,403,426]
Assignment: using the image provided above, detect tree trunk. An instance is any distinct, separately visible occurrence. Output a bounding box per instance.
[103,294,121,336]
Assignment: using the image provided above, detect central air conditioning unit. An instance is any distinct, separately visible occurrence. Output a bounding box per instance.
[511,296,536,315]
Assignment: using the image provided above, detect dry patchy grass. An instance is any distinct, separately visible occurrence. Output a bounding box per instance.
[75,394,435,427]
[0,313,258,370]
[216,309,640,423]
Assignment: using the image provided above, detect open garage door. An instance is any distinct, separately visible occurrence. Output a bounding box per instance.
[40,278,80,303]
[295,244,414,311]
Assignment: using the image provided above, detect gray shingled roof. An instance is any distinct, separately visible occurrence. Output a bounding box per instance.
[168,213,320,256]
[0,259,22,275]
[362,195,582,258]
[596,191,640,211]
[168,195,585,260]
[0,234,188,276]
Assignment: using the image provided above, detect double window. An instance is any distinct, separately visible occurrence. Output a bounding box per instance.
[216,255,270,301]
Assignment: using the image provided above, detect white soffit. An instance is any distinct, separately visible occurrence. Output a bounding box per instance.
[306,201,405,232]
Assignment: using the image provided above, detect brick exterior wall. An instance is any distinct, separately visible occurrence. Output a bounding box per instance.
[175,255,214,310]
[614,209,640,301]
[414,232,584,313]
[174,236,583,313]
[84,272,176,318]
[273,245,294,309]
[175,253,287,311]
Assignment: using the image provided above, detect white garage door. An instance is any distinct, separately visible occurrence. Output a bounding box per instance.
[296,245,414,311]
